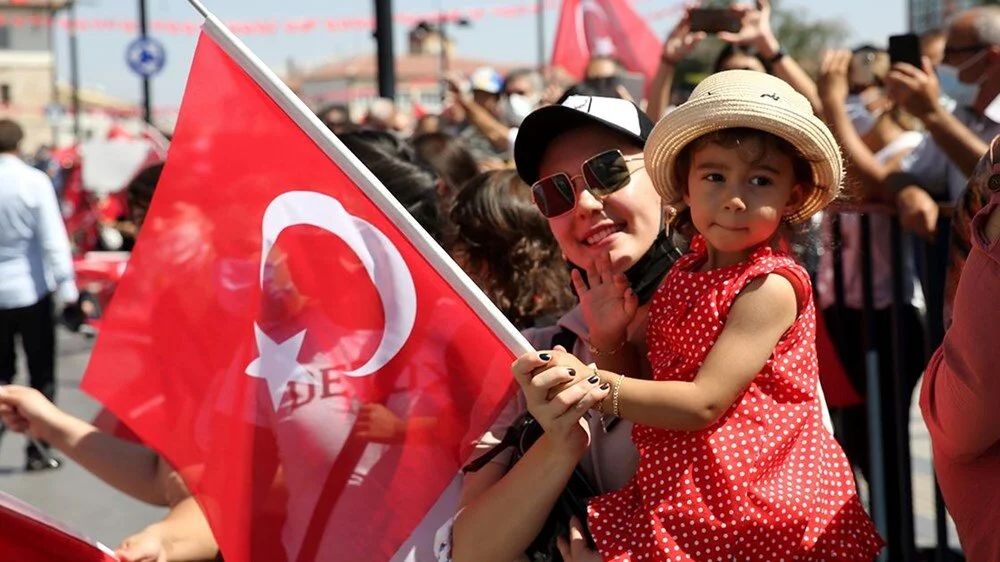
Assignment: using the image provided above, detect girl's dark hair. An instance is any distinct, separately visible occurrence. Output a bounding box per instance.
[411,132,480,204]
[669,128,817,238]
[340,131,448,243]
[448,170,575,329]
[125,162,165,226]
[713,44,772,75]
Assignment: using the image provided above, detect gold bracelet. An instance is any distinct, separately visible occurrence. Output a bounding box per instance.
[588,338,626,358]
[612,374,625,418]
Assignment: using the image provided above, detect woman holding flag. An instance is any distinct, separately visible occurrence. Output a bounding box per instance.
[450,94,683,562]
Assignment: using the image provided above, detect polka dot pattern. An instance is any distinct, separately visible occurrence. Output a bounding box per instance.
[588,237,884,561]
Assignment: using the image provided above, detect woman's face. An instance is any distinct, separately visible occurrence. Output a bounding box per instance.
[718,53,766,73]
[537,126,663,274]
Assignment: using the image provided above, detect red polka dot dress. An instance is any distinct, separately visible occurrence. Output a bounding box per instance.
[588,237,884,561]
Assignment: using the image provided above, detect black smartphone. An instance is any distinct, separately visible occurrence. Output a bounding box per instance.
[688,8,742,34]
[889,33,923,69]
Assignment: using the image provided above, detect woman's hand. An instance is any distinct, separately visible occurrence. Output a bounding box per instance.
[716,0,775,52]
[818,49,852,108]
[661,11,707,66]
[573,252,637,354]
[511,350,610,455]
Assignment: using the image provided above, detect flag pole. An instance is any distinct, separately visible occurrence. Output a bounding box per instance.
[182,1,533,358]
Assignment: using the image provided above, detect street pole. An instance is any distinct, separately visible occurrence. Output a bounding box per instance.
[536,0,544,72]
[439,2,446,103]
[138,0,152,125]
[47,0,58,146]
[373,0,395,100]
[68,0,81,141]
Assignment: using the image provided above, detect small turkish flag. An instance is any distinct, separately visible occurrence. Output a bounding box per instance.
[81,13,527,562]
[551,0,662,83]
[0,492,117,562]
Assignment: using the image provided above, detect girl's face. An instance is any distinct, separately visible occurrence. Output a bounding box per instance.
[684,139,802,265]
[538,126,663,275]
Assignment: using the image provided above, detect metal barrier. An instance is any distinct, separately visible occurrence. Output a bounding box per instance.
[823,205,958,562]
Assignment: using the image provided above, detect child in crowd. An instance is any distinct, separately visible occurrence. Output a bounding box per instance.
[515,70,883,560]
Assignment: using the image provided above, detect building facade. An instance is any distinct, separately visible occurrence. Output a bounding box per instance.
[0,0,66,151]
[909,0,983,33]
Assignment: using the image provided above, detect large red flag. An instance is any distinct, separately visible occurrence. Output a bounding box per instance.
[81,9,528,562]
[550,0,663,83]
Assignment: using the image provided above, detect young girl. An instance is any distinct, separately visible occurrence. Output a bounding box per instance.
[517,70,884,560]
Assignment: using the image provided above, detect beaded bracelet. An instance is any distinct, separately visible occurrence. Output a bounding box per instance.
[612,374,625,418]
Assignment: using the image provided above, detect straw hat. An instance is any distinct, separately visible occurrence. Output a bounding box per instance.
[645,70,843,224]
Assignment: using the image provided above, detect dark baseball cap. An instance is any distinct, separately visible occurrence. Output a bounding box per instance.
[514,95,655,185]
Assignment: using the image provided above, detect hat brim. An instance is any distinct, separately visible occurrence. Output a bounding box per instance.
[514,104,647,185]
[646,95,842,224]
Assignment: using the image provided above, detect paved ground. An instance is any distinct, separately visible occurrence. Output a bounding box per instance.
[0,328,964,556]
[0,329,164,552]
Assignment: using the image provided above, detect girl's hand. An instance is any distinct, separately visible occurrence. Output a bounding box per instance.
[511,350,610,455]
[572,252,637,354]
[557,517,603,562]
[716,0,774,50]
[818,49,852,108]
[661,11,707,65]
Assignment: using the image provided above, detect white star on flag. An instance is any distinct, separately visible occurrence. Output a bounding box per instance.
[592,36,615,56]
[245,323,318,410]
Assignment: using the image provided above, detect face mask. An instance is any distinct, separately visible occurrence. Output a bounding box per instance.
[938,50,989,107]
[503,93,536,127]
[844,93,884,136]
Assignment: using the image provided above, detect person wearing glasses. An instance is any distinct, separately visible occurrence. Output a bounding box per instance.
[884,7,1000,326]
[447,95,684,562]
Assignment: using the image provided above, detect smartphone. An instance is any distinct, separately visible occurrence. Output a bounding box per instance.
[889,33,923,69]
[688,8,742,34]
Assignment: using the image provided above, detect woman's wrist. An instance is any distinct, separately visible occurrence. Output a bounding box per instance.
[588,332,628,356]
[755,34,781,60]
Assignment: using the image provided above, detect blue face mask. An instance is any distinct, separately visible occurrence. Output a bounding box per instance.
[938,64,979,107]
[937,50,988,108]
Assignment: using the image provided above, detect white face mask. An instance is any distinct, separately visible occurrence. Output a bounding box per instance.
[845,93,885,136]
[503,93,536,126]
[938,50,989,107]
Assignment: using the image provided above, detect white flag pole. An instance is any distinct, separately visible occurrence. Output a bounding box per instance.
[183,1,534,357]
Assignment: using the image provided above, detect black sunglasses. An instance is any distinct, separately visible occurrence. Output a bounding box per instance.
[531,150,644,218]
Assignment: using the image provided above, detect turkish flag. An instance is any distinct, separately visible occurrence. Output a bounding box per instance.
[81,18,526,562]
[550,0,662,83]
[0,492,117,562]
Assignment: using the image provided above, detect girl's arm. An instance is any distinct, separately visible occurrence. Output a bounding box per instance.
[546,274,798,431]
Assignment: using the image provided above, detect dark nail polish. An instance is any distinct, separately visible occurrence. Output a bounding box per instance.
[567,368,576,376]
[587,374,600,384]
[539,353,551,361]
[600,382,610,390]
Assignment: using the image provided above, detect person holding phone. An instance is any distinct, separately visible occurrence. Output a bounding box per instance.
[882,6,1000,329]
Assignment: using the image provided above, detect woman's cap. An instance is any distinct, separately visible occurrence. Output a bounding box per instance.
[645,70,843,224]
[514,95,654,185]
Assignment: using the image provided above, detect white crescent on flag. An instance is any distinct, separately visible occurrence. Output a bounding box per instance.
[246,190,417,409]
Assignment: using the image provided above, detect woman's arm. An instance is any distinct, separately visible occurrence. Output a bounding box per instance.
[453,434,585,562]
[0,386,168,505]
[645,11,706,122]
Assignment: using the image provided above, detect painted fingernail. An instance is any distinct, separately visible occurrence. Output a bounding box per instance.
[600,382,610,390]
[539,353,551,361]
[567,368,576,377]
[587,374,600,384]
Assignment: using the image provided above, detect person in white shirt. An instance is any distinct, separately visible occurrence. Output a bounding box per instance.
[0,118,77,471]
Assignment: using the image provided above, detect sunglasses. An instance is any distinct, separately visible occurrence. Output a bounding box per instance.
[531,150,645,218]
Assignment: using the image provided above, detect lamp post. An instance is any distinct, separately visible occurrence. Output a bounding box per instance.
[138,0,151,125]
[373,0,395,100]
[436,12,470,103]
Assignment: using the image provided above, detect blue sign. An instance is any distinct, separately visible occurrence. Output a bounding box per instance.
[126,36,166,78]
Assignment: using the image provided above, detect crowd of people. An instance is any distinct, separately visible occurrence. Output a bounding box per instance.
[0,1,999,560]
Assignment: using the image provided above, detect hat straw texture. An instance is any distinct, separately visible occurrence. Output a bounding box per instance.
[646,70,843,224]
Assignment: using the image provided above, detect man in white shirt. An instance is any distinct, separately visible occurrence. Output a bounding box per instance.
[0,118,77,471]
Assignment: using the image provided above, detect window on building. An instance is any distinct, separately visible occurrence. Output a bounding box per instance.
[1,84,11,105]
